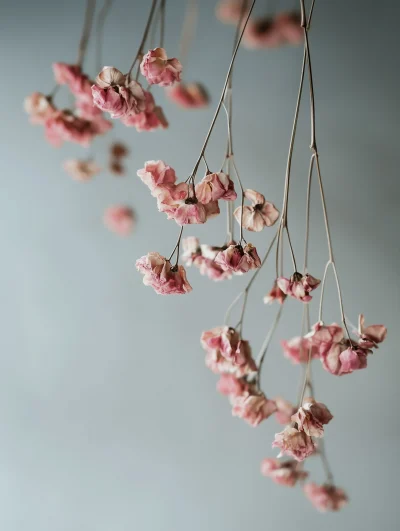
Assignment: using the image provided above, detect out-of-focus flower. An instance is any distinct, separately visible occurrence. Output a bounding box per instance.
[136,252,192,295]
[216,374,249,397]
[215,0,250,24]
[182,238,232,281]
[303,483,348,512]
[274,397,296,425]
[44,111,106,147]
[121,91,168,131]
[215,243,261,274]
[137,160,177,194]
[264,281,287,305]
[277,272,320,303]
[280,336,319,364]
[272,426,316,462]
[243,17,284,49]
[53,62,93,103]
[63,159,101,181]
[24,92,56,124]
[167,83,209,109]
[292,398,333,437]
[104,205,134,236]
[274,12,303,45]
[234,189,279,232]
[140,48,182,86]
[111,142,129,159]
[261,458,308,487]
[232,388,276,427]
[92,66,146,118]
[195,172,237,203]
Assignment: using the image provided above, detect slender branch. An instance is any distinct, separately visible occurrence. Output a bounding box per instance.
[168,226,184,262]
[127,0,159,76]
[77,0,97,68]
[96,0,113,73]
[303,154,315,272]
[159,0,166,48]
[255,305,284,387]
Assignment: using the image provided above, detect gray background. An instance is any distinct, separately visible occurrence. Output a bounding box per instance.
[0,0,399,529]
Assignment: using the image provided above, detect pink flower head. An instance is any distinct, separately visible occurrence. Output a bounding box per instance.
[277,272,320,302]
[261,458,308,487]
[182,236,201,265]
[357,313,387,349]
[232,389,277,427]
[274,397,296,425]
[264,281,287,305]
[104,205,134,236]
[215,243,261,274]
[92,66,146,118]
[280,336,319,365]
[200,326,253,367]
[205,349,257,378]
[24,92,56,124]
[53,62,93,103]
[337,346,369,375]
[292,398,333,437]
[243,17,284,49]
[137,160,177,195]
[272,426,316,462]
[136,252,192,295]
[182,239,232,281]
[216,0,250,24]
[63,159,101,181]
[173,197,208,226]
[121,91,168,131]
[274,12,303,45]
[167,83,209,109]
[234,189,279,232]
[44,111,101,147]
[216,374,249,398]
[195,172,237,204]
[303,483,348,512]
[140,48,182,87]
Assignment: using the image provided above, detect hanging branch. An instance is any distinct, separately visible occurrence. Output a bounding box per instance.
[77,0,97,68]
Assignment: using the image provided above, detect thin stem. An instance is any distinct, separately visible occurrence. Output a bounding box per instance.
[303,154,315,272]
[314,155,334,262]
[96,0,113,73]
[231,158,245,243]
[190,0,257,178]
[159,0,166,48]
[77,0,97,68]
[285,226,297,271]
[168,226,184,262]
[255,305,284,387]
[318,439,335,485]
[318,260,332,322]
[127,0,159,76]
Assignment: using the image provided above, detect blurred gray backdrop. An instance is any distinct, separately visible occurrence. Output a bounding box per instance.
[0,0,399,530]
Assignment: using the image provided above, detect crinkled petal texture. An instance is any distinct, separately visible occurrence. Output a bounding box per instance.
[195,172,237,203]
[121,91,168,131]
[140,48,182,86]
[277,272,320,302]
[292,398,333,437]
[63,159,101,181]
[280,336,319,364]
[234,189,279,232]
[136,252,192,295]
[104,205,134,235]
[232,390,277,427]
[137,160,177,194]
[182,239,232,282]
[201,326,254,367]
[358,313,387,348]
[261,458,308,487]
[303,483,348,512]
[215,244,261,274]
[272,426,316,462]
[167,83,209,109]
[216,374,249,397]
[264,282,287,304]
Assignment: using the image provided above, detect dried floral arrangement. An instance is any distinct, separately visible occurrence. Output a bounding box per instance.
[24,0,387,514]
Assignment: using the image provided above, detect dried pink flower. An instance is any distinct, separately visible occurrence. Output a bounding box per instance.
[234,189,279,232]
[140,48,182,86]
[274,397,296,425]
[215,243,261,274]
[63,159,101,181]
[280,336,319,364]
[201,326,253,367]
[277,272,320,302]
[104,206,134,236]
[137,160,177,195]
[272,426,316,462]
[303,483,348,512]
[232,388,277,427]
[261,458,308,487]
[53,62,93,103]
[216,374,249,397]
[292,398,333,437]
[195,172,237,203]
[24,92,56,124]
[264,281,287,305]
[274,12,303,45]
[243,17,284,49]
[182,238,232,281]
[121,91,168,131]
[44,111,104,147]
[357,314,387,348]
[92,67,146,118]
[167,83,209,109]
[216,0,250,24]
[136,252,192,295]
[205,349,257,378]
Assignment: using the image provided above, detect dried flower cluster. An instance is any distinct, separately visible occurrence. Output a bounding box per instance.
[25,0,387,514]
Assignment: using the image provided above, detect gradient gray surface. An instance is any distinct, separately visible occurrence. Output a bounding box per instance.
[1,0,399,529]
